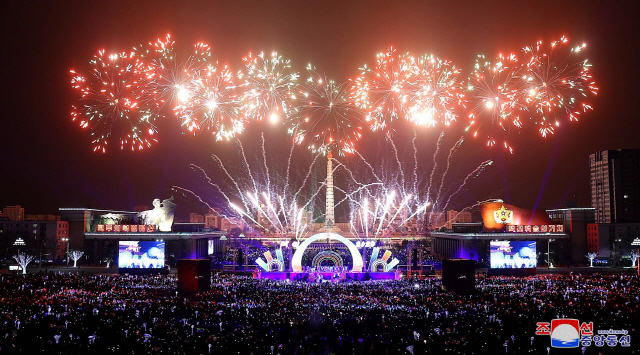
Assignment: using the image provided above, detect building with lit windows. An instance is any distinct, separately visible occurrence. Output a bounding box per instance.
[445,210,472,229]
[432,202,595,265]
[2,205,25,221]
[189,213,205,223]
[25,214,59,221]
[587,223,640,261]
[58,206,225,267]
[0,220,68,262]
[590,149,640,223]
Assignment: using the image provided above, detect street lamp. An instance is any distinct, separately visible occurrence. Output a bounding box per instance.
[614,238,622,266]
[632,238,640,277]
[547,239,555,268]
[62,237,70,267]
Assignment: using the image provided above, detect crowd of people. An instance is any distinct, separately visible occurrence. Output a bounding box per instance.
[0,272,638,354]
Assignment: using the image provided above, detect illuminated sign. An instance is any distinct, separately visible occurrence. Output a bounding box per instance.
[481,202,552,231]
[493,205,513,224]
[95,197,176,233]
[507,225,564,233]
[96,225,158,233]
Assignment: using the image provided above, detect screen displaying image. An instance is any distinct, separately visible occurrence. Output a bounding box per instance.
[490,241,536,269]
[118,241,165,269]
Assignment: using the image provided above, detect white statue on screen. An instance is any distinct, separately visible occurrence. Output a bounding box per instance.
[137,197,176,232]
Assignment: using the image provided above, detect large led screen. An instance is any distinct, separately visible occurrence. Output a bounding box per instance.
[118,241,165,269]
[490,241,536,269]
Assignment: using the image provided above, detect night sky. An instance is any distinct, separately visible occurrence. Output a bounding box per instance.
[1,1,639,220]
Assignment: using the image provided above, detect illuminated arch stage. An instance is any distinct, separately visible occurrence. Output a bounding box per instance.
[256,233,400,282]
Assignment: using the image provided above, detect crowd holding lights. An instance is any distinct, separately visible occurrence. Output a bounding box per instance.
[1,273,637,353]
[70,35,597,154]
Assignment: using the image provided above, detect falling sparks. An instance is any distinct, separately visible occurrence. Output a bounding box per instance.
[344,132,492,238]
[172,138,323,239]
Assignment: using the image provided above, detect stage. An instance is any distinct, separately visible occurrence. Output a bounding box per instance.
[257,271,399,281]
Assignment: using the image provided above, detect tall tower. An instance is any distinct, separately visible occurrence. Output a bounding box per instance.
[325,151,335,230]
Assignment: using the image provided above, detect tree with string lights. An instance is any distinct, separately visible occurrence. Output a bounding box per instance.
[586,252,597,267]
[13,254,35,275]
[67,250,84,268]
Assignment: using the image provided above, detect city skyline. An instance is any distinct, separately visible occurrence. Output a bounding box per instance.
[1,1,639,217]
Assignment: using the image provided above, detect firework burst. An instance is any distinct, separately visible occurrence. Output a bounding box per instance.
[174,62,245,141]
[520,36,598,137]
[69,36,597,155]
[70,50,158,153]
[288,64,365,156]
[406,55,467,128]
[353,47,415,134]
[466,53,525,153]
[239,51,299,123]
[134,35,212,112]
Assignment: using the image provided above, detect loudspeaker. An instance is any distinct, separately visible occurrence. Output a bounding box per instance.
[177,259,211,294]
[412,249,418,267]
[237,249,244,269]
[442,259,475,293]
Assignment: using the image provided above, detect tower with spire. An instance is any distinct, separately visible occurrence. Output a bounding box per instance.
[325,151,335,231]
